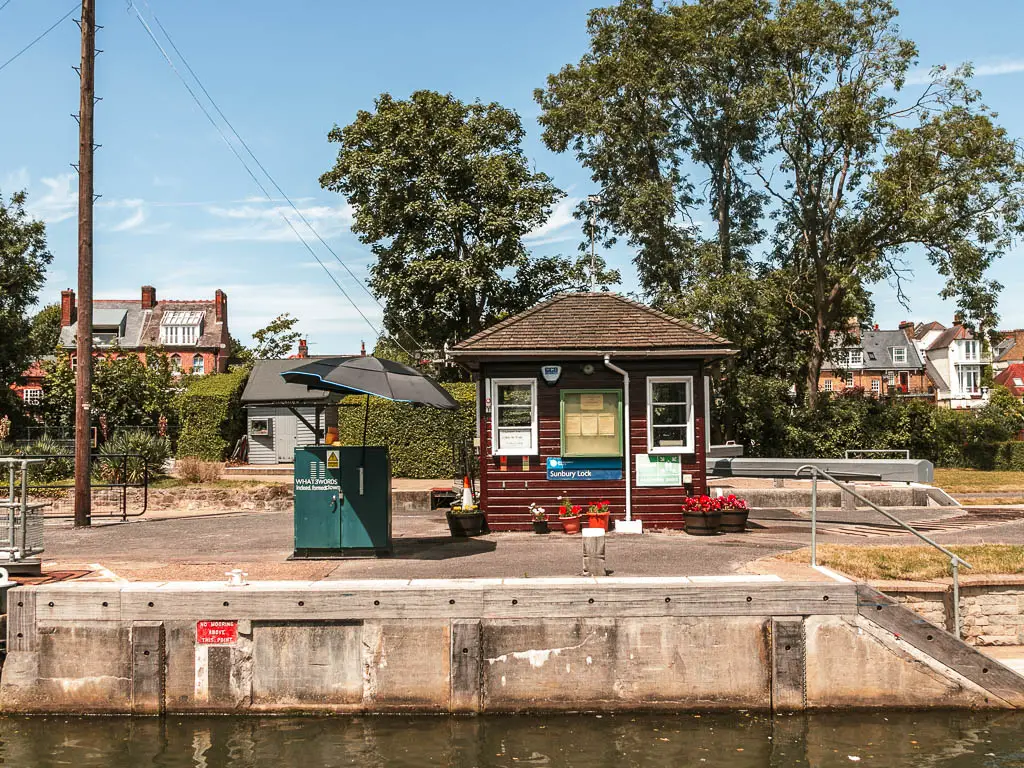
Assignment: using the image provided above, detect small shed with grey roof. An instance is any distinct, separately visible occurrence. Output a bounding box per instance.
[241,358,342,464]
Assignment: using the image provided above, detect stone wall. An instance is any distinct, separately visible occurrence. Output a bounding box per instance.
[880,577,1024,646]
[2,580,1021,714]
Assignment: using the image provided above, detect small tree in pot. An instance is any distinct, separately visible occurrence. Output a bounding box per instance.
[682,495,721,536]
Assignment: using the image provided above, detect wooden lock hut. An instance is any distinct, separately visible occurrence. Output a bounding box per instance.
[448,292,737,531]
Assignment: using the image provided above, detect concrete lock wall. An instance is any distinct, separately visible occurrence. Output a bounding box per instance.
[2,580,1023,715]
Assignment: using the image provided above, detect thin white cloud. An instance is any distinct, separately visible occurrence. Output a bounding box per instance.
[109,202,147,232]
[904,57,1024,86]
[198,201,354,242]
[27,173,78,224]
[525,196,580,246]
[1,168,30,192]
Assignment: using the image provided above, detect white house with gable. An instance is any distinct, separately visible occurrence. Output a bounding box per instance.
[913,319,991,409]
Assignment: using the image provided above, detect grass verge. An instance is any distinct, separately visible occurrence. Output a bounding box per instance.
[933,469,1024,494]
[780,543,1024,581]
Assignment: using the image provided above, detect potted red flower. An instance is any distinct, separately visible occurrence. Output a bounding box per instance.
[719,494,749,533]
[682,495,721,536]
[558,497,582,534]
[586,499,611,531]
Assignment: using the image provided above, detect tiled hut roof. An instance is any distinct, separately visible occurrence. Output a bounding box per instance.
[450,292,735,357]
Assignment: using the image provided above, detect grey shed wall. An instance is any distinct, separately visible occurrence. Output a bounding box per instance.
[247,406,336,464]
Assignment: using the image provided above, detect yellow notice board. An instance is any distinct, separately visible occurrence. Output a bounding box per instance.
[579,393,605,410]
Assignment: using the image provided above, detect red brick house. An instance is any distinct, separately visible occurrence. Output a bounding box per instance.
[9,359,47,407]
[995,363,1024,401]
[58,285,230,375]
[449,292,736,532]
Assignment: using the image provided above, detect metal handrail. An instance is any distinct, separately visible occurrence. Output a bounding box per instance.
[795,463,972,638]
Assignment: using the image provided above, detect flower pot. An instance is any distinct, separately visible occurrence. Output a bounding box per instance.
[532,519,550,534]
[586,511,610,531]
[447,510,486,537]
[683,510,721,536]
[720,508,749,533]
[560,515,581,534]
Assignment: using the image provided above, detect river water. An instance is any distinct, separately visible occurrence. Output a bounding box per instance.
[1,712,1022,767]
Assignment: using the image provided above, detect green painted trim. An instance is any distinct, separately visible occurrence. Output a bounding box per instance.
[559,389,624,458]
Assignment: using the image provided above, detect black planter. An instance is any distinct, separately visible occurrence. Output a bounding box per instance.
[683,511,721,536]
[720,509,749,533]
[532,519,550,534]
[447,511,486,537]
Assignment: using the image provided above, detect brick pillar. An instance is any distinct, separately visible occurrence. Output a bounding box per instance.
[141,285,156,309]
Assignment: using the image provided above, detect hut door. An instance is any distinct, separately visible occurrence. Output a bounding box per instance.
[276,410,298,463]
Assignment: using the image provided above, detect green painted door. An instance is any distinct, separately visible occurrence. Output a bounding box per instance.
[293,446,342,549]
[338,447,392,552]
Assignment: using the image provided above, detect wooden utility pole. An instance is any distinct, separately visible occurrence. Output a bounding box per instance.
[73,0,96,528]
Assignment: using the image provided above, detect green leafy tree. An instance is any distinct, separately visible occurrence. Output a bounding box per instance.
[0,190,53,398]
[757,2,1024,406]
[251,313,301,359]
[228,334,254,365]
[29,303,62,357]
[320,90,593,355]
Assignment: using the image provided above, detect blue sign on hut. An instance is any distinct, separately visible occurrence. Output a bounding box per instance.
[447,292,737,533]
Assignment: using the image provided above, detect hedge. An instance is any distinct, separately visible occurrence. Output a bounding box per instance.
[995,441,1024,471]
[335,382,475,478]
[175,369,249,460]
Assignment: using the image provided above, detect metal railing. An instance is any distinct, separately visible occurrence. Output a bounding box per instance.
[844,449,911,460]
[795,464,973,638]
[1,458,46,561]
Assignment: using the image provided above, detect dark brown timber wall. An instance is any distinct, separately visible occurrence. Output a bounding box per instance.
[479,360,707,531]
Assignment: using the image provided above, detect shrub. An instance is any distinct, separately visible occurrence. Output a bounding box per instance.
[335,382,475,478]
[175,369,248,460]
[995,441,1024,471]
[176,456,224,483]
[95,430,171,484]
[21,436,74,483]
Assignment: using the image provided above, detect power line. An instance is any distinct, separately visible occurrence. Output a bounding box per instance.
[0,1,15,14]
[129,4,385,345]
[0,4,77,74]
[130,1,427,359]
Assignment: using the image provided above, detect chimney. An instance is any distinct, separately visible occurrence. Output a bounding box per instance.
[898,320,915,341]
[846,317,861,342]
[953,313,963,327]
[141,285,157,309]
[60,289,76,327]
[215,289,227,323]
[297,339,308,359]
[360,341,366,357]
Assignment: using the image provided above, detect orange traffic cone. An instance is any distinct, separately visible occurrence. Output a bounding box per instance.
[461,476,474,508]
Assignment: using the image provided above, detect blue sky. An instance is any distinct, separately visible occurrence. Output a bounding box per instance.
[2,1,1024,354]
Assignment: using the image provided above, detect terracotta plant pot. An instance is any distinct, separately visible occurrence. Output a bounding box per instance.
[683,510,721,536]
[586,512,610,531]
[560,515,581,534]
[720,508,749,533]
[532,519,550,534]
[446,510,486,537]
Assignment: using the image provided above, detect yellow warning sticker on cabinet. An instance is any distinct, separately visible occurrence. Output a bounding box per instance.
[326,450,340,469]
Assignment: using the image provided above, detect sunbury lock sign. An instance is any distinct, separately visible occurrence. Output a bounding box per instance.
[546,457,622,481]
[295,451,341,492]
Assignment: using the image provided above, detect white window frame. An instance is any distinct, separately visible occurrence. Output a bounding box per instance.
[646,375,695,454]
[823,379,833,392]
[962,340,980,361]
[21,388,42,405]
[871,379,881,395]
[490,378,538,456]
[959,365,981,395]
[886,370,895,386]
[192,353,205,375]
[839,349,863,367]
[891,347,907,364]
[846,372,855,388]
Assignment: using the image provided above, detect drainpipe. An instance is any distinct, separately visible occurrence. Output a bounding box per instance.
[603,355,636,530]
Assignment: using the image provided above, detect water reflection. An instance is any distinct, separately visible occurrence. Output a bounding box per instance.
[0,711,1022,767]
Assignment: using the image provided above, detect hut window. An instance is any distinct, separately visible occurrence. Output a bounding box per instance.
[491,379,537,455]
[560,390,623,458]
[646,376,693,453]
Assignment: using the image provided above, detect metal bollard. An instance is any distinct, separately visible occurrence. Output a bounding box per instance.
[582,528,607,576]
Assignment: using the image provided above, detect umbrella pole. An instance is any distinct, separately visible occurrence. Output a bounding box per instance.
[358,393,370,496]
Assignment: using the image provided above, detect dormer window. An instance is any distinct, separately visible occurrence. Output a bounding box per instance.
[838,349,863,367]
[891,347,907,364]
[161,311,204,346]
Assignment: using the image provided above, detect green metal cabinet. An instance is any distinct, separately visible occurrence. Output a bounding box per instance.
[292,445,392,558]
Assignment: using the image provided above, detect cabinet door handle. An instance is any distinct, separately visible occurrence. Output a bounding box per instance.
[329,494,338,513]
